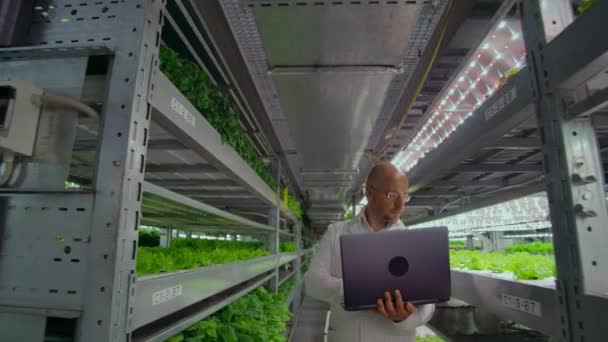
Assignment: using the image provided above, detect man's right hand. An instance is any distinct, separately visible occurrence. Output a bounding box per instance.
[369,290,416,323]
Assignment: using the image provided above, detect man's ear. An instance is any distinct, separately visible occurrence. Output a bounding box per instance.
[364,185,372,200]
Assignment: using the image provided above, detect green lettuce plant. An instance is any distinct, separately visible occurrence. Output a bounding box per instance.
[159,47,302,219]
[166,283,294,342]
[136,239,269,276]
[450,250,556,280]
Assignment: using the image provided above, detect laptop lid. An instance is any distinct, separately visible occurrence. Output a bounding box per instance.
[340,227,450,311]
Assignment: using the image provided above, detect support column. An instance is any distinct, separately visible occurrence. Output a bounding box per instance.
[466,235,474,250]
[75,2,165,341]
[294,221,303,311]
[160,228,173,248]
[523,1,608,340]
[478,233,495,252]
[491,232,504,252]
[266,157,281,293]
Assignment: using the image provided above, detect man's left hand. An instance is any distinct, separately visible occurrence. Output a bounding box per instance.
[371,290,416,323]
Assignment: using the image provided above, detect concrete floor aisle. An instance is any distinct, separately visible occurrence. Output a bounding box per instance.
[289,296,330,342]
[288,296,440,341]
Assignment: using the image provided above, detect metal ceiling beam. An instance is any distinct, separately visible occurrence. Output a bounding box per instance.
[300,169,358,176]
[199,201,268,208]
[308,199,346,205]
[148,139,189,150]
[485,137,541,150]
[146,163,217,173]
[307,210,342,216]
[304,185,350,190]
[149,179,237,187]
[176,189,252,196]
[189,193,256,199]
[407,198,445,208]
[308,215,343,220]
[434,62,462,70]
[420,86,443,95]
[545,2,608,90]
[592,114,608,128]
[412,190,466,198]
[442,47,469,58]
[267,65,403,75]
[600,140,608,152]
[567,86,608,119]
[308,208,345,214]
[469,0,503,18]
[74,138,189,152]
[303,180,353,185]
[307,213,343,219]
[404,180,546,225]
[453,163,543,173]
[423,179,508,187]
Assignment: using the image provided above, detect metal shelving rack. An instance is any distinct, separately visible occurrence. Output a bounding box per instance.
[0,1,307,341]
[407,1,608,341]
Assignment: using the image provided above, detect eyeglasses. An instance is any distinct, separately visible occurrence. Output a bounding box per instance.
[368,184,411,203]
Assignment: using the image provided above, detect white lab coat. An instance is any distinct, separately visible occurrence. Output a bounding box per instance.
[304,212,435,342]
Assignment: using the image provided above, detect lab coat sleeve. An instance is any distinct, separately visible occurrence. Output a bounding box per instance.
[393,303,435,331]
[304,224,343,305]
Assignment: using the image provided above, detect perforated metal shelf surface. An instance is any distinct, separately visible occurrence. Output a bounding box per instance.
[142,182,295,237]
[132,252,299,331]
[72,69,299,235]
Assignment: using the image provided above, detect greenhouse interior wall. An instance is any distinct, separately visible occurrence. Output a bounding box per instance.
[0,0,607,341]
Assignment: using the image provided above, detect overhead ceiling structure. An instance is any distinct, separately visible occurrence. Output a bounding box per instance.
[221,0,453,230]
[349,0,501,199]
[210,0,559,232]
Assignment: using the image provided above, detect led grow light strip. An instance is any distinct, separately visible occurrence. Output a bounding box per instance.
[392,18,526,172]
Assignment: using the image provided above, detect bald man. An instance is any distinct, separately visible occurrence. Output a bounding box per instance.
[304,162,435,342]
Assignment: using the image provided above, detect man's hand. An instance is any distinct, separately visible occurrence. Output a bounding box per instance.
[370,290,416,323]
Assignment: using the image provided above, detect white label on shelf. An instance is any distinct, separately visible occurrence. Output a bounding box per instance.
[501,293,542,317]
[485,87,517,121]
[152,284,183,306]
[171,97,196,127]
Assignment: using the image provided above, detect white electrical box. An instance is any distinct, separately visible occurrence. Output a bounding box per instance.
[0,79,42,156]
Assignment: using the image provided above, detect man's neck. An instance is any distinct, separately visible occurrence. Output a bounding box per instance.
[363,207,388,232]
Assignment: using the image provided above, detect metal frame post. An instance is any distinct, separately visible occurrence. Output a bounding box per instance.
[266,157,281,293]
[491,231,505,252]
[293,221,303,310]
[75,1,165,341]
[0,2,165,341]
[523,1,608,340]
[466,235,474,250]
[160,228,173,248]
[478,233,495,252]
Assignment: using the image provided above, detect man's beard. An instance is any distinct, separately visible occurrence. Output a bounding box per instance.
[382,215,398,227]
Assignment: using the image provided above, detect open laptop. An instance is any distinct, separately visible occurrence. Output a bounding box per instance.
[340,227,450,311]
